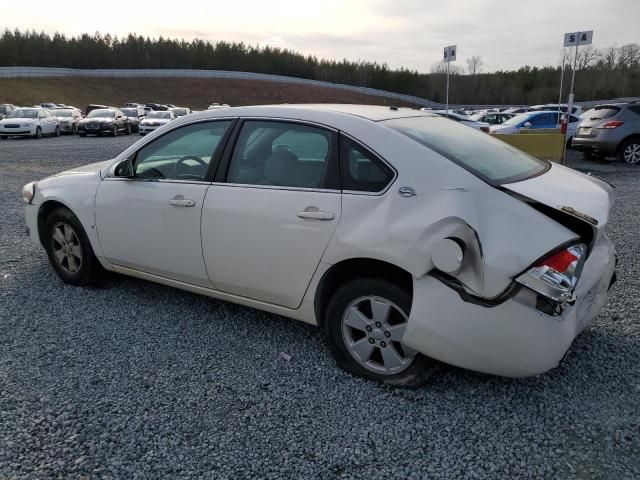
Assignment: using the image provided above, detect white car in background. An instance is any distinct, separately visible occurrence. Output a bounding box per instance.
[52,108,83,135]
[139,111,176,135]
[0,107,60,139]
[22,105,616,385]
[423,109,490,132]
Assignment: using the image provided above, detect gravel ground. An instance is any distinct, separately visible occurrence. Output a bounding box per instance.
[1,135,639,479]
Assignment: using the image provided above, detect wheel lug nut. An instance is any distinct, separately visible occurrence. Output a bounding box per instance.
[380,341,386,348]
[366,326,372,332]
[384,331,391,338]
[375,322,382,328]
[368,338,375,344]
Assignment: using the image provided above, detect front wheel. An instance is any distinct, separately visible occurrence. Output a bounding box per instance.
[324,278,430,387]
[34,127,42,139]
[54,126,60,137]
[126,123,131,135]
[43,208,100,286]
[618,138,640,165]
[111,125,118,137]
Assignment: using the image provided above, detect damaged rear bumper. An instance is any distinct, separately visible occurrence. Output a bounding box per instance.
[402,232,616,378]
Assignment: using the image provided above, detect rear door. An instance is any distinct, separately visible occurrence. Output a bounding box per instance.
[201,119,341,308]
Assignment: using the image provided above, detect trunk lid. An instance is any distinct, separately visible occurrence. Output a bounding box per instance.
[502,162,613,229]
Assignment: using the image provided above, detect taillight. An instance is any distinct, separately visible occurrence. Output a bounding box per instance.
[516,244,587,303]
[598,121,624,129]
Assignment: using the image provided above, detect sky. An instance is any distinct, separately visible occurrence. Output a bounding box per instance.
[3,0,639,73]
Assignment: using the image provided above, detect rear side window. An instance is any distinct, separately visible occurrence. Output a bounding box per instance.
[384,116,547,185]
[340,137,394,193]
[587,107,621,120]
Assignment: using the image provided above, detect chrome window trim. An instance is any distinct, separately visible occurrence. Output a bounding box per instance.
[210,181,340,194]
[103,177,212,186]
[233,116,339,133]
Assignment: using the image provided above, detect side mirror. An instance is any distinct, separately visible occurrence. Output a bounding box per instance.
[114,158,134,178]
[523,121,532,128]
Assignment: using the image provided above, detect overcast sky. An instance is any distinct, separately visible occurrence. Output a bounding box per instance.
[3,0,639,72]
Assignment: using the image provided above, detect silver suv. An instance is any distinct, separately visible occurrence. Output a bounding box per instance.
[573,102,640,165]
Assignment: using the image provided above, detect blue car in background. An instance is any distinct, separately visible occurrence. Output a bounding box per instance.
[490,110,581,143]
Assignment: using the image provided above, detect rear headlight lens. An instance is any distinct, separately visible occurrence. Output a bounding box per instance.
[516,243,587,303]
[598,121,624,129]
[22,181,36,204]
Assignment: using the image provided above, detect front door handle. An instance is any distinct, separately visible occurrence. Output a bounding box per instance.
[297,207,335,221]
[169,196,196,207]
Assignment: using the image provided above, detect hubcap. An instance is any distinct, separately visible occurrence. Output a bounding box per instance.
[623,143,640,164]
[341,296,416,375]
[51,222,82,274]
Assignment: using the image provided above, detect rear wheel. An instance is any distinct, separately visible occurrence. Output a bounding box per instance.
[126,123,131,135]
[79,132,86,137]
[324,278,430,387]
[72,124,77,135]
[43,208,100,286]
[618,138,640,165]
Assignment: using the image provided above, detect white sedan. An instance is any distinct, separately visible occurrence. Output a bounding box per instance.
[422,109,490,133]
[0,107,60,139]
[139,111,175,135]
[22,105,616,385]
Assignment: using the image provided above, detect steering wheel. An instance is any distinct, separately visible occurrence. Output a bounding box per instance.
[172,155,209,178]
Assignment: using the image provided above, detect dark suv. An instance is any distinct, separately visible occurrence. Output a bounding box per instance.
[573,102,640,165]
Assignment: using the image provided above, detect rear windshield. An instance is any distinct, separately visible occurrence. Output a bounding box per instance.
[585,106,621,120]
[384,116,547,185]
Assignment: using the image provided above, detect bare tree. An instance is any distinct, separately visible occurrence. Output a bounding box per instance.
[601,46,618,70]
[430,62,462,75]
[466,55,483,75]
[576,45,601,70]
[617,43,640,69]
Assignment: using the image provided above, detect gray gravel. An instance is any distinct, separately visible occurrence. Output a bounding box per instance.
[1,135,639,479]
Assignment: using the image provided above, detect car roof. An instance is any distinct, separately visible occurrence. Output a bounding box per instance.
[214,104,432,122]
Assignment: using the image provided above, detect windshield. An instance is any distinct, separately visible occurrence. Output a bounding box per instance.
[148,112,171,119]
[121,108,138,116]
[171,108,188,116]
[55,110,73,117]
[88,109,115,118]
[384,116,547,184]
[502,113,531,126]
[7,109,38,119]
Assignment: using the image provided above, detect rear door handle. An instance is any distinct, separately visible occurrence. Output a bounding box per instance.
[169,197,196,207]
[297,209,335,221]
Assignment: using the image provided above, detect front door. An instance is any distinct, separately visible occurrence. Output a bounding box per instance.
[95,119,234,286]
[202,119,341,308]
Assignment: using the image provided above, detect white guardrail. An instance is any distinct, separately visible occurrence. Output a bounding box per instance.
[0,66,447,108]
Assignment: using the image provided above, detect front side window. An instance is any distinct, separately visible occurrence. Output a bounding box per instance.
[384,116,547,185]
[340,136,394,193]
[227,121,333,188]
[134,120,232,181]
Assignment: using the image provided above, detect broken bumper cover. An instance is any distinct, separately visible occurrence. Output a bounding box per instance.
[402,233,616,378]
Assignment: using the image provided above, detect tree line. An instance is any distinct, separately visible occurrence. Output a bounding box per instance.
[0,29,638,105]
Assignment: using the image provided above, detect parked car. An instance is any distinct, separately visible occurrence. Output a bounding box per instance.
[207,103,230,110]
[138,110,175,135]
[469,112,515,125]
[573,102,640,164]
[169,107,192,118]
[0,107,60,139]
[490,111,581,143]
[52,108,83,135]
[77,108,131,137]
[121,107,146,133]
[502,107,529,114]
[144,103,168,112]
[21,105,616,385]
[0,103,16,119]
[529,104,582,116]
[426,110,490,132]
[40,102,59,110]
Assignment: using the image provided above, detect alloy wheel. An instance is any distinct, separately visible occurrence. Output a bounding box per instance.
[341,295,415,375]
[623,143,640,164]
[51,222,83,274]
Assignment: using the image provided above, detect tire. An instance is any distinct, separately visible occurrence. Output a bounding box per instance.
[111,125,118,137]
[35,127,42,139]
[324,278,431,387]
[0,135,6,140]
[72,124,77,135]
[126,123,131,135]
[43,207,100,286]
[79,132,87,137]
[618,138,640,165]
[54,126,60,137]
